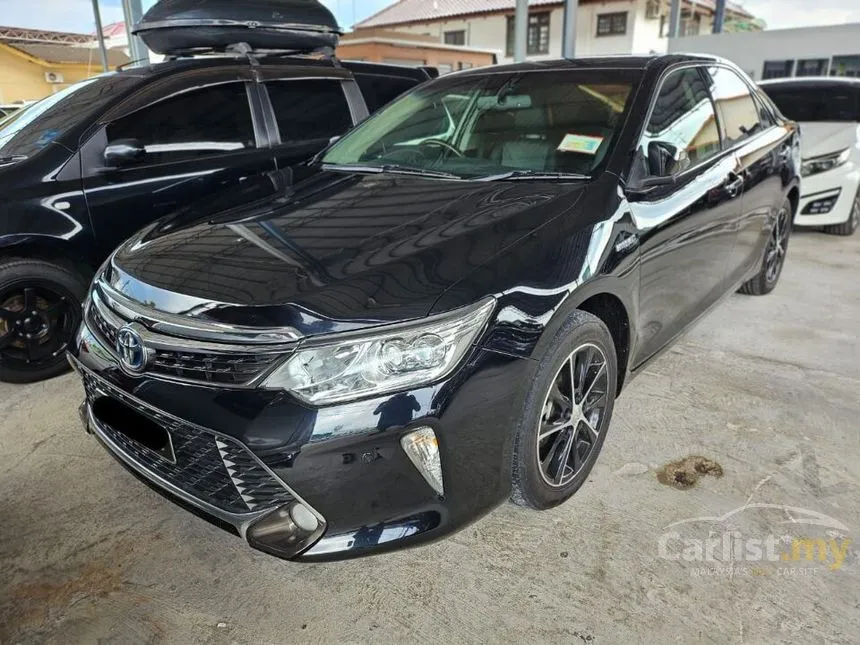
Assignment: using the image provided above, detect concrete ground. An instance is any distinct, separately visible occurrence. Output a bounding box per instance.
[1,229,858,645]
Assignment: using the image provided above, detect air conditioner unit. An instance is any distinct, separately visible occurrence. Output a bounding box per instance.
[645,0,661,20]
[44,71,64,84]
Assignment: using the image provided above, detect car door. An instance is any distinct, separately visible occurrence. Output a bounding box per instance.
[628,66,745,368]
[702,65,793,288]
[80,67,276,255]
[256,69,363,171]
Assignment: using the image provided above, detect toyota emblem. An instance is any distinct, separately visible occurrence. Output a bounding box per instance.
[116,324,150,373]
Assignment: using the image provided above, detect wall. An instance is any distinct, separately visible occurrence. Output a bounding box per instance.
[336,40,494,70]
[360,1,678,64]
[668,23,860,81]
[0,44,100,103]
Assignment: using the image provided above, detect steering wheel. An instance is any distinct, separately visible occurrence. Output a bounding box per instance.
[419,138,464,157]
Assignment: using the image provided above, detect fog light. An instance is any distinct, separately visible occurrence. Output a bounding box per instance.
[246,502,325,559]
[401,427,444,496]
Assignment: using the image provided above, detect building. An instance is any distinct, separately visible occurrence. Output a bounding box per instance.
[669,23,860,81]
[337,28,496,73]
[0,26,129,103]
[353,0,756,63]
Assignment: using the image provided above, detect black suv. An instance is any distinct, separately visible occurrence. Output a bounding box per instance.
[0,55,433,382]
[71,54,799,561]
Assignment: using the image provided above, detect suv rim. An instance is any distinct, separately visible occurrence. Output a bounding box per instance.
[0,285,75,371]
[537,342,610,488]
[765,206,789,283]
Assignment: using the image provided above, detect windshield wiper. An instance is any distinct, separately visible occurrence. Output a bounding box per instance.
[478,170,590,182]
[0,155,27,164]
[322,162,461,180]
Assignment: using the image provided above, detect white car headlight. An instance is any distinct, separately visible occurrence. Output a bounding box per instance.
[801,148,850,177]
[262,298,495,405]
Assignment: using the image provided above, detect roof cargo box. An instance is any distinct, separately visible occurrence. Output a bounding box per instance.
[134,0,341,56]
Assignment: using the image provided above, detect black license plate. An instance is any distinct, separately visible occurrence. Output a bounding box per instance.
[91,396,176,463]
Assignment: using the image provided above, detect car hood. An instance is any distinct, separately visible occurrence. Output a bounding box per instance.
[111,168,590,334]
[799,122,860,158]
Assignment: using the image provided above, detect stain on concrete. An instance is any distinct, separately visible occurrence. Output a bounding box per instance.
[656,456,723,489]
[0,540,135,641]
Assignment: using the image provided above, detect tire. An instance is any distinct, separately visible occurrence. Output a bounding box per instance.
[823,187,859,236]
[738,197,793,296]
[511,310,618,510]
[0,258,88,384]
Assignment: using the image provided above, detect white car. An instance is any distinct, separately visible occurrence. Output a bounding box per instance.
[760,77,860,236]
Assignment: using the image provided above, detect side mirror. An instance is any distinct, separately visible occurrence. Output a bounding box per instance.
[104,139,146,167]
[647,140,678,177]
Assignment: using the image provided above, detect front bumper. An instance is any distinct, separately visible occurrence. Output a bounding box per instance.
[795,164,859,227]
[69,317,530,561]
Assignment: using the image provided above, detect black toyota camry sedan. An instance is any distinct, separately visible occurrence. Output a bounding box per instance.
[69,54,800,561]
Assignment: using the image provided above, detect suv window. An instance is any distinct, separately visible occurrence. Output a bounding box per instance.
[354,73,421,113]
[265,79,352,142]
[761,83,860,122]
[639,67,721,177]
[704,66,762,147]
[106,82,256,164]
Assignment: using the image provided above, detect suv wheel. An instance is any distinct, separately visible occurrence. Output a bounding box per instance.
[0,258,87,384]
[511,310,617,510]
[739,198,792,296]
[823,187,859,236]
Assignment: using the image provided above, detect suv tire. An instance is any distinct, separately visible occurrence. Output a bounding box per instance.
[0,258,87,384]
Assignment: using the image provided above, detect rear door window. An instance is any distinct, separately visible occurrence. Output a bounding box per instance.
[106,82,256,164]
[703,66,763,147]
[264,79,352,143]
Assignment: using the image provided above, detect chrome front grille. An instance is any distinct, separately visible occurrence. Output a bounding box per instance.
[86,289,289,387]
[151,350,281,385]
[82,370,294,515]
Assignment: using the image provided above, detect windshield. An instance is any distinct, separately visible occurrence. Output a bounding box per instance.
[323,69,640,180]
[761,83,860,122]
[0,76,115,159]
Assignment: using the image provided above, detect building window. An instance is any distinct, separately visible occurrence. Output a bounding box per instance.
[505,12,551,57]
[458,61,473,70]
[762,60,794,80]
[680,12,701,37]
[796,58,828,77]
[596,12,628,37]
[437,63,454,75]
[443,30,465,46]
[831,55,860,78]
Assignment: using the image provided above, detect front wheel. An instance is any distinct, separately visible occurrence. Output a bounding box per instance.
[0,258,87,384]
[511,310,618,510]
[738,198,792,296]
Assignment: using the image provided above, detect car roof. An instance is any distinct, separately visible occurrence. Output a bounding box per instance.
[759,76,860,87]
[451,53,723,78]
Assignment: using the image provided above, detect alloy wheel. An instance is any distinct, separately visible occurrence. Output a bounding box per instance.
[536,342,610,488]
[0,285,76,371]
[765,207,790,284]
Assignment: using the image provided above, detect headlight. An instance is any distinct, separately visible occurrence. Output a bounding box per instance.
[262,298,495,405]
[801,148,850,177]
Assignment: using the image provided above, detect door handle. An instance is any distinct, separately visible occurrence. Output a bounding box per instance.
[725,173,744,197]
